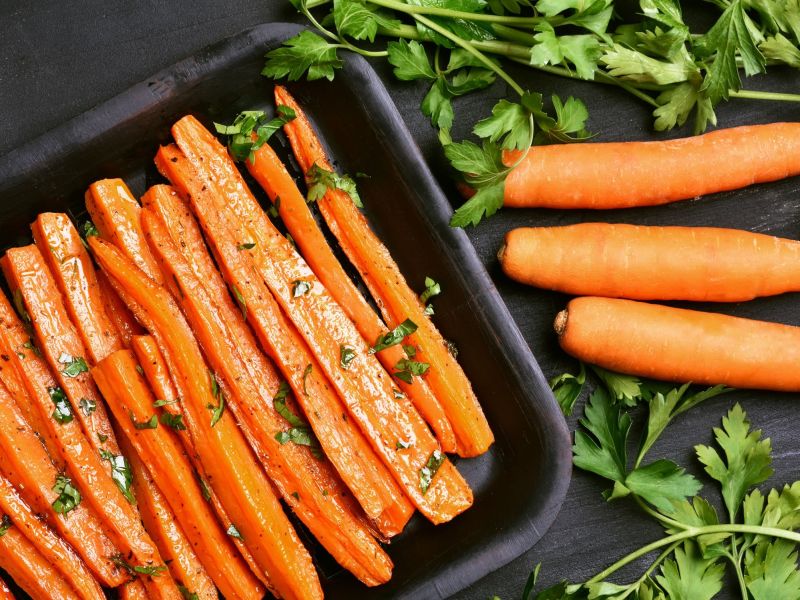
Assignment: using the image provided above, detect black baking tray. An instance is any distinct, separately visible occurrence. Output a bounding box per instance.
[0,22,571,599]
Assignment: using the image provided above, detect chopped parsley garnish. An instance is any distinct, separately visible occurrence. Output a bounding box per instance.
[396,440,412,450]
[214,105,297,162]
[302,364,312,395]
[403,344,416,358]
[419,276,441,305]
[79,397,96,416]
[274,395,323,459]
[52,474,82,514]
[178,585,200,600]
[419,450,446,494]
[237,242,256,250]
[135,364,145,376]
[292,280,312,298]
[208,371,225,427]
[274,381,290,402]
[291,491,300,500]
[22,338,40,356]
[49,386,73,424]
[111,554,167,577]
[232,285,247,320]
[82,220,100,239]
[370,319,418,354]
[98,433,108,443]
[13,289,31,325]
[131,412,158,430]
[394,359,430,384]
[160,412,187,431]
[153,399,178,408]
[393,388,405,399]
[100,450,135,504]
[59,352,89,378]
[306,163,363,208]
[226,524,244,541]
[0,514,11,537]
[197,473,212,502]
[339,345,356,369]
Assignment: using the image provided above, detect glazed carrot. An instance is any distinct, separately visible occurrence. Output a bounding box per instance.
[0,525,80,600]
[169,118,472,523]
[142,186,394,584]
[274,88,492,458]
[117,430,217,600]
[500,123,800,209]
[91,238,321,600]
[0,473,104,600]
[557,296,800,390]
[248,97,455,453]
[3,246,118,454]
[1,254,178,600]
[0,576,12,600]
[86,179,164,283]
[119,583,148,600]
[155,147,414,536]
[93,349,265,600]
[32,213,124,363]
[500,223,800,302]
[97,270,144,345]
[0,300,124,587]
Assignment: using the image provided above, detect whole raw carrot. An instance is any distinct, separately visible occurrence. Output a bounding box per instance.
[502,123,800,209]
[500,223,800,302]
[90,237,322,600]
[155,145,414,537]
[273,89,492,458]
[0,473,105,600]
[557,296,800,390]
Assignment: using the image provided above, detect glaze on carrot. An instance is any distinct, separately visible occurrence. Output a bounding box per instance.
[249,92,456,453]
[274,88,492,458]
[155,145,414,537]
[500,223,800,302]
[557,296,800,390]
[0,472,105,600]
[501,123,800,209]
[97,270,144,346]
[91,238,321,600]
[142,184,394,584]
[169,117,473,523]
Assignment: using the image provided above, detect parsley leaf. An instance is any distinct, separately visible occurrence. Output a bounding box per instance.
[226,524,244,541]
[274,396,323,458]
[549,363,586,416]
[419,276,441,305]
[387,39,437,81]
[0,514,11,537]
[214,105,296,162]
[178,585,200,600]
[262,31,342,82]
[49,386,74,424]
[232,285,247,320]
[370,319,418,353]
[160,412,187,431]
[52,474,81,514]
[208,371,225,427]
[339,345,357,369]
[100,450,135,504]
[393,359,430,384]
[306,163,363,207]
[572,386,630,483]
[79,397,96,416]
[333,0,401,43]
[59,352,89,378]
[131,413,158,430]
[111,554,167,577]
[745,539,800,599]
[656,542,725,600]
[445,140,507,228]
[419,449,446,494]
[473,99,534,151]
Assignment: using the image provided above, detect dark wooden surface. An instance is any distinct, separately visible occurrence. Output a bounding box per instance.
[3,2,800,599]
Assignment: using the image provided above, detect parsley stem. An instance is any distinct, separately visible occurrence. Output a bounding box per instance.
[411,14,525,96]
[730,89,800,103]
[633,496,688,531]
[364,0,555,26]
[304,0,330,7]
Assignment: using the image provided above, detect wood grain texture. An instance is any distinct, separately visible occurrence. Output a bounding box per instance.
[3,3,800,600]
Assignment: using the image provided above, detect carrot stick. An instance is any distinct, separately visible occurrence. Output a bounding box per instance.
[141,185,394,584]
[1,254,179,600]
[119,583,148,600]
[90,238,321,600]
[116,429,216,600]
[274,87,492,458]
[0,524,81,600]
[0,576,12,600]
[97,269,144,345]
[169,119,473,523]
[129,334,271,590]
[0,301,124,587]
[32,213,124,363]
[500,123,800,209]
[3,246,118,454]
[155,147,414,536]
[500,223,800,302]
[0,472,105,600]
[556,296,800,390]
[93,349,265,600]
[246,101,455,454]
[85,179,164,283]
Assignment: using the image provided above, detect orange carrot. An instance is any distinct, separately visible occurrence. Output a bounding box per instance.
[557,296,800,390]
[97,269,144,346]
[274,88,492,458]
[116,429,216,600]
[3,246,118,454]
[155,146,414,536]
[500,123,800,209]
[248,92,455,453]
[93,348,265,600]
[0,303,124,587]
[32,213,124,363]
[91,237,321,600]
[0,576,12,600]
[86,179,164,283]
[1,254,178,600]
[0,472,105,600]
[129,335,273,590]
[0,523,80,600]
[169,117,473,523]
[500,223,800,302]
[119,583,148,600]
[141,185,394,583]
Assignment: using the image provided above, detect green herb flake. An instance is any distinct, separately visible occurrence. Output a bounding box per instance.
[396,439,412,450]
[419,276,441,304]
[131,412,158,430]
[0,514,11,537]
[58,352,89,378]
[79,397,96,416]
[274,381,291,402]
[291,491,300,500]
[135,364,145,376]
[292,280,312,298]
[226,524,244,541]
[197,473,212,502]
[419,450,446,494]
[232,285,247,320]
[100,450,135,504]
[49,386,73,424]
[214,105,297,162]
[111,554,167,577]
[208,371,225,427]
[237,242,256,250]
[82,220,100,239]
[178,585,200,600]
[403,344,417,358]
[370,319,418,354]
[98,433,108,443]
[160,412,187,431]
[153,399,178,408]
[52,474,82,514]
[340,345,357,369]
[394,359,430,384]
[13,289,31,324]
[306,163,363,208]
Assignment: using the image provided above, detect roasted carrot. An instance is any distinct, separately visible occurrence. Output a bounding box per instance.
[118,583,148,600]
[91,238,321,600]
[32,213,124,363]
[169,118,473,523]
[97,269,144,346]
[557,296,800,390]
[93,348,265,600]
[3,246,118,454]
[500,123,800,209]
[142,185,394,584]
[0,303,123,587]
[116,429,216,600]
[86,179,164,283]
[248,93,455,453]
[500,223,800,302]
[0,523,80,600]
[274,88,492,458]
[1,254,178,600]
[155,147,414,536]
[0,576,12,600]
[0,473,104,600]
